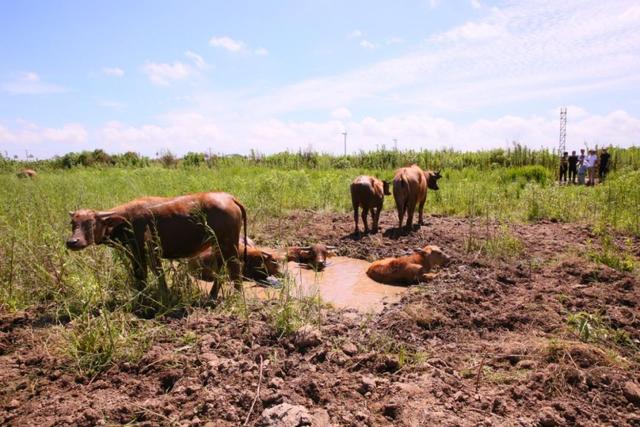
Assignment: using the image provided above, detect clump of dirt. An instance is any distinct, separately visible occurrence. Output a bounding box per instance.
[1,211,639,426]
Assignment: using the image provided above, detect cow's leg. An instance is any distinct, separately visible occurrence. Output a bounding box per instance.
[213,241,241,300]
[353,205,360,234]
[397,204,405,230]
[406,201,415,230]
[403,263,424,283]
[372,204,382,233]
[418,199,426,226]
[361,207,370,233]
[146,224,168,296]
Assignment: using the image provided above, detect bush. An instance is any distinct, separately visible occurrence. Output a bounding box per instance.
[502,165,551,185]
[182,152,206,167]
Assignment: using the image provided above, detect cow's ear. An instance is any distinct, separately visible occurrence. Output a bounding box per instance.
[68,211,75,217]
[101,214,127,229]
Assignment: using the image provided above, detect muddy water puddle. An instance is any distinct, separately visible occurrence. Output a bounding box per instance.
[199,256,407,313]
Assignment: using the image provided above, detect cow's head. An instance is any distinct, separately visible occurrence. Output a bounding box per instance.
[426,170,442,191]
[293,243,337,271]
[382,180,391,196]
[246,247,283,279]
[66,210,126,250]
[415,245,450,268]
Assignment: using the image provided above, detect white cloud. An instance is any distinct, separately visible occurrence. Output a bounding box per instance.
[429,0,441,9]
[470,0,481,9]
[232,0,640,118]
[97,113,222,152]
[209,36,268,56]
[209,36,246,52]
[185,51,207,69]
[96,99,126,110]
[1,72,66,95]
[347,30,363,39]
[142,61,192,86]
[386,36,404,45]
[330,107,352,120]
[102,67,124,77]
[0,121,87,146]
[359,40,376,49]
[432,21,506,42]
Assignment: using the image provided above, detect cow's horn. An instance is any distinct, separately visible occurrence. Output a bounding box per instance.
[299,246,312,250]
[96,211,115,219]
[68,211,74,217]
[326,245,337,250]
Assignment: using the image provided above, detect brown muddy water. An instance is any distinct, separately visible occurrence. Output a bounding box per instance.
[199,256,407,313]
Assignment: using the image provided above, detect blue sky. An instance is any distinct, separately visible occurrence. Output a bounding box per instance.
[1,0,639,158]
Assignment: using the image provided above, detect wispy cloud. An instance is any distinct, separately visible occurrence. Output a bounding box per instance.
[141,61,192,86]
[209,35,268,56]
[0,120,87,145]
[470,0,481,9]
[347,29,362,39]
[359,40,376,49]
[185,50,207,69]
[1,72,66,95]
[102,67,124,77]
[236,0,640,116]
[209,36,245,52]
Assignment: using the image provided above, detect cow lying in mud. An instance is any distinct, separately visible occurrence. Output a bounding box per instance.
[393,165,441,231]
[189,238,282,283]
[66,192,247,300]
[287,243,336,271]
[350,175,391,234]
[366,245,450,284]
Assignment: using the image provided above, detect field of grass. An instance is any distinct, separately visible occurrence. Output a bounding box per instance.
[2,163,639,311]
[1,149,639,377]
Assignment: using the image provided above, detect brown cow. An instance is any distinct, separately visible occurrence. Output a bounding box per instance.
[366,245,450,284]
[17,169,37,178]
[392,165,441,230]
[66,192,247,300]
[287,243,336,271]
[350,175,391,234]
[189,240,282,282]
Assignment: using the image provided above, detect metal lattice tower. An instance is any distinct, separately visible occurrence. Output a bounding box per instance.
[559,107,567,156]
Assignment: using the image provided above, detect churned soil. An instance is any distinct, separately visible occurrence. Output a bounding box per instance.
[1,211,639,426]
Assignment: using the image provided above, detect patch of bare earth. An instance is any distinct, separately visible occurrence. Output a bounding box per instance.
[1,211,639,426]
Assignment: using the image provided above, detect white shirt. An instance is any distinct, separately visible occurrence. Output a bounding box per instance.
[584,154,597,168]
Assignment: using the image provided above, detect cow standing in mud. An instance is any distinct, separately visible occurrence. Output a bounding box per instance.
[287,243,336,271]
[66,192,247,301]
[350,175,391,234]
[366,245,450,284]
[392,165,441,231]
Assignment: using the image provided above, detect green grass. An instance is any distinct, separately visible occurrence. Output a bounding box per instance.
[1,165,639,313]
[1,157,639,376]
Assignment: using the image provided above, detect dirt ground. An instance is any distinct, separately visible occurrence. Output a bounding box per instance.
[1,211,640,426]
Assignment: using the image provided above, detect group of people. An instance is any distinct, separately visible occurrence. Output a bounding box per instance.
[559,147,610,185]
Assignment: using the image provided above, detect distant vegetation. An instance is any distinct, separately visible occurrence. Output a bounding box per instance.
[4,144,640,172]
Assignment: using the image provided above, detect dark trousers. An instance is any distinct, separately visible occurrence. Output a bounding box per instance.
[568,165,577,182]
[559,165,568,182]
[599,166,608,181]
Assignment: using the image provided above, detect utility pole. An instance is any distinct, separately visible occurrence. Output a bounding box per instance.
[342,131,347,156]
[393,138,398,151]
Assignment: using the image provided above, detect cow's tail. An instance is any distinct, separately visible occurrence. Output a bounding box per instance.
[234,198,248,265]
[400,172,409,210]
